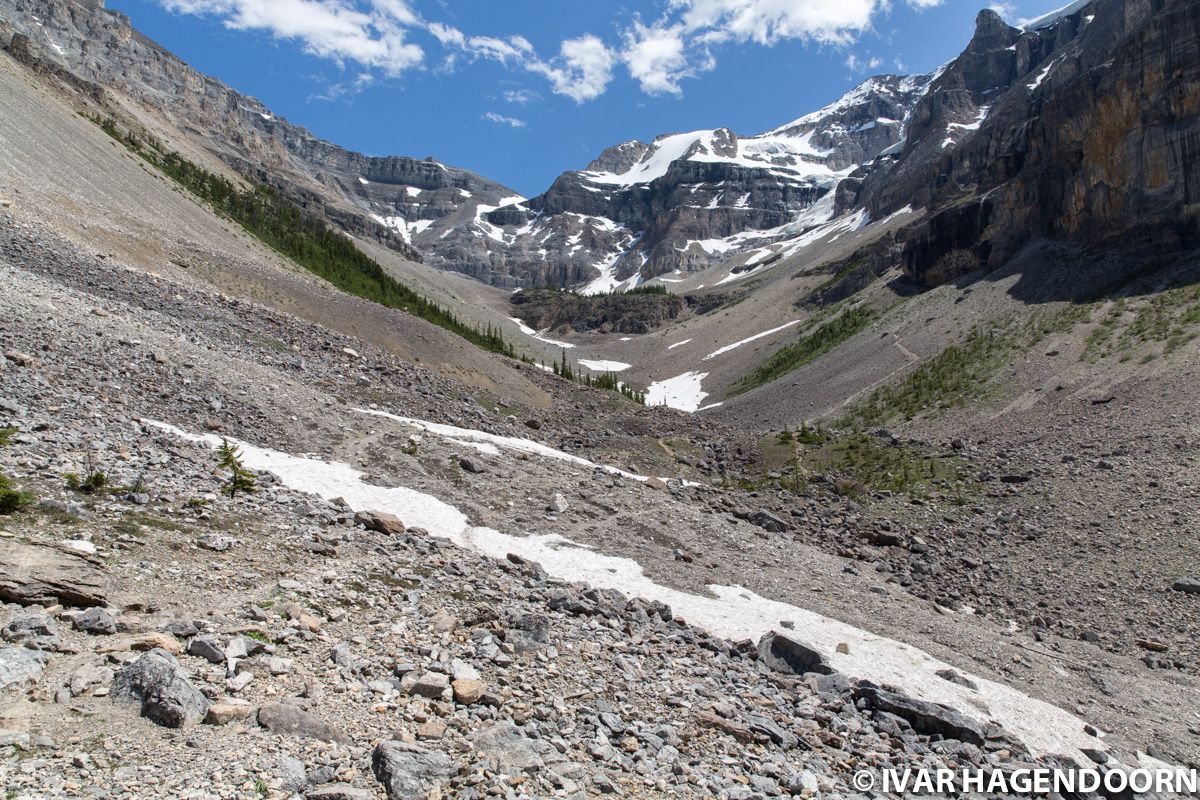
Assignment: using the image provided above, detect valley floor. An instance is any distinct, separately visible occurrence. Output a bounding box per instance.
[1,205,1199,799]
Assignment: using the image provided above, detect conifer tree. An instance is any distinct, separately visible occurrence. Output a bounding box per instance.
[217,439,257,498]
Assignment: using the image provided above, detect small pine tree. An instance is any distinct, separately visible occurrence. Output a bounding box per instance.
[217,439,257,498]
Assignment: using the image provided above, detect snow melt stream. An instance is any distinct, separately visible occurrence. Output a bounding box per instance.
[145,418,1107,762]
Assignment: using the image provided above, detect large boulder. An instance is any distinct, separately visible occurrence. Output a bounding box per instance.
[0,647,49,692]
[854,684,986,745]
[372,740,456,799]
[0,540,107,608]
[756,631,833,676]
[111,648,209,727]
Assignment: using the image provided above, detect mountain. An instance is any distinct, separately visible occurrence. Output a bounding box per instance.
[0,0,932,290]
[2,0,1200,793]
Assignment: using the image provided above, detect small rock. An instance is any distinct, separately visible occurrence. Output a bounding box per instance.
[196,534,234,552]
[459,457,485,474]
[452,678,486,705]
[407,672,449,698]
[205,701,254,725]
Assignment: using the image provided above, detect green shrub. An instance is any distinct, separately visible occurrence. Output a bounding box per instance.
[0,472,34,514]
[65,471,108,494]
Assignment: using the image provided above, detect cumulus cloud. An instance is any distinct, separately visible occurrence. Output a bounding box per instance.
[162,0,424,75]
[526,35,615,103]
[483,111,526,128]
[622,21,692,96]
[670,0,881,47]
[617,0,889,98]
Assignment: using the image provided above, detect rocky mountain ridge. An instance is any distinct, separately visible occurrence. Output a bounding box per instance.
[0,0,936,289]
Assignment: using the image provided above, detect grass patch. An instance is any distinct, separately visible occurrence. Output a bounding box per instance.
[1085,285,1200,361]
[121,512,187,533]
[736,305,879,392]
[0,428,17,447]
[759,427,969,498]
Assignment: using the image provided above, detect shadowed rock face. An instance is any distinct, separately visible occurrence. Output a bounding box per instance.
[853,0,1200,287]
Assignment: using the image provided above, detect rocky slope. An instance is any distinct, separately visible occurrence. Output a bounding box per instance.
[0,0,515,265]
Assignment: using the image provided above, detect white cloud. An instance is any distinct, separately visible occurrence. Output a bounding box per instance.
[526,35,615,103]
[622,21,692,96]
[906,0,945,7]
[483,111,526,128]
[671,0,881,47]
[163,0,424,75]
[159,0,898,104]
[616,0,889,98]
[502,88,539,104]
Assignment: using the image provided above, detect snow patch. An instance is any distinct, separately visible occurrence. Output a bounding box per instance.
[578,359,631,372]
[646,371,709,412]
[667,339,692,350]
[703,320,802,361]
[508,317,575,349]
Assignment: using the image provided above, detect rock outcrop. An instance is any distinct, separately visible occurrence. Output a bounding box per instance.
[510,288,685,335]
[852,0,1200,286]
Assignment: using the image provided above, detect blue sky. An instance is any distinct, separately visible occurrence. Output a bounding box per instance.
[109,0,1060,196]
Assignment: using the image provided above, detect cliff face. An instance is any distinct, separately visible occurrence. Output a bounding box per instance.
[851,0,1200,287]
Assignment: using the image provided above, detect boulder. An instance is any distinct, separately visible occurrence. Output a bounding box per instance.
[111,649,209,728]
[470,722,547,772]
[0,540,106,608]
[1,613,59,650]
[854,684,986,745]
[73,607,117,635]
[257,702,348,742]
[756,632,833,676]
[750,510,789,533]
[371,740,456,799]
[354,510,405,535]
[0,647,49,692]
